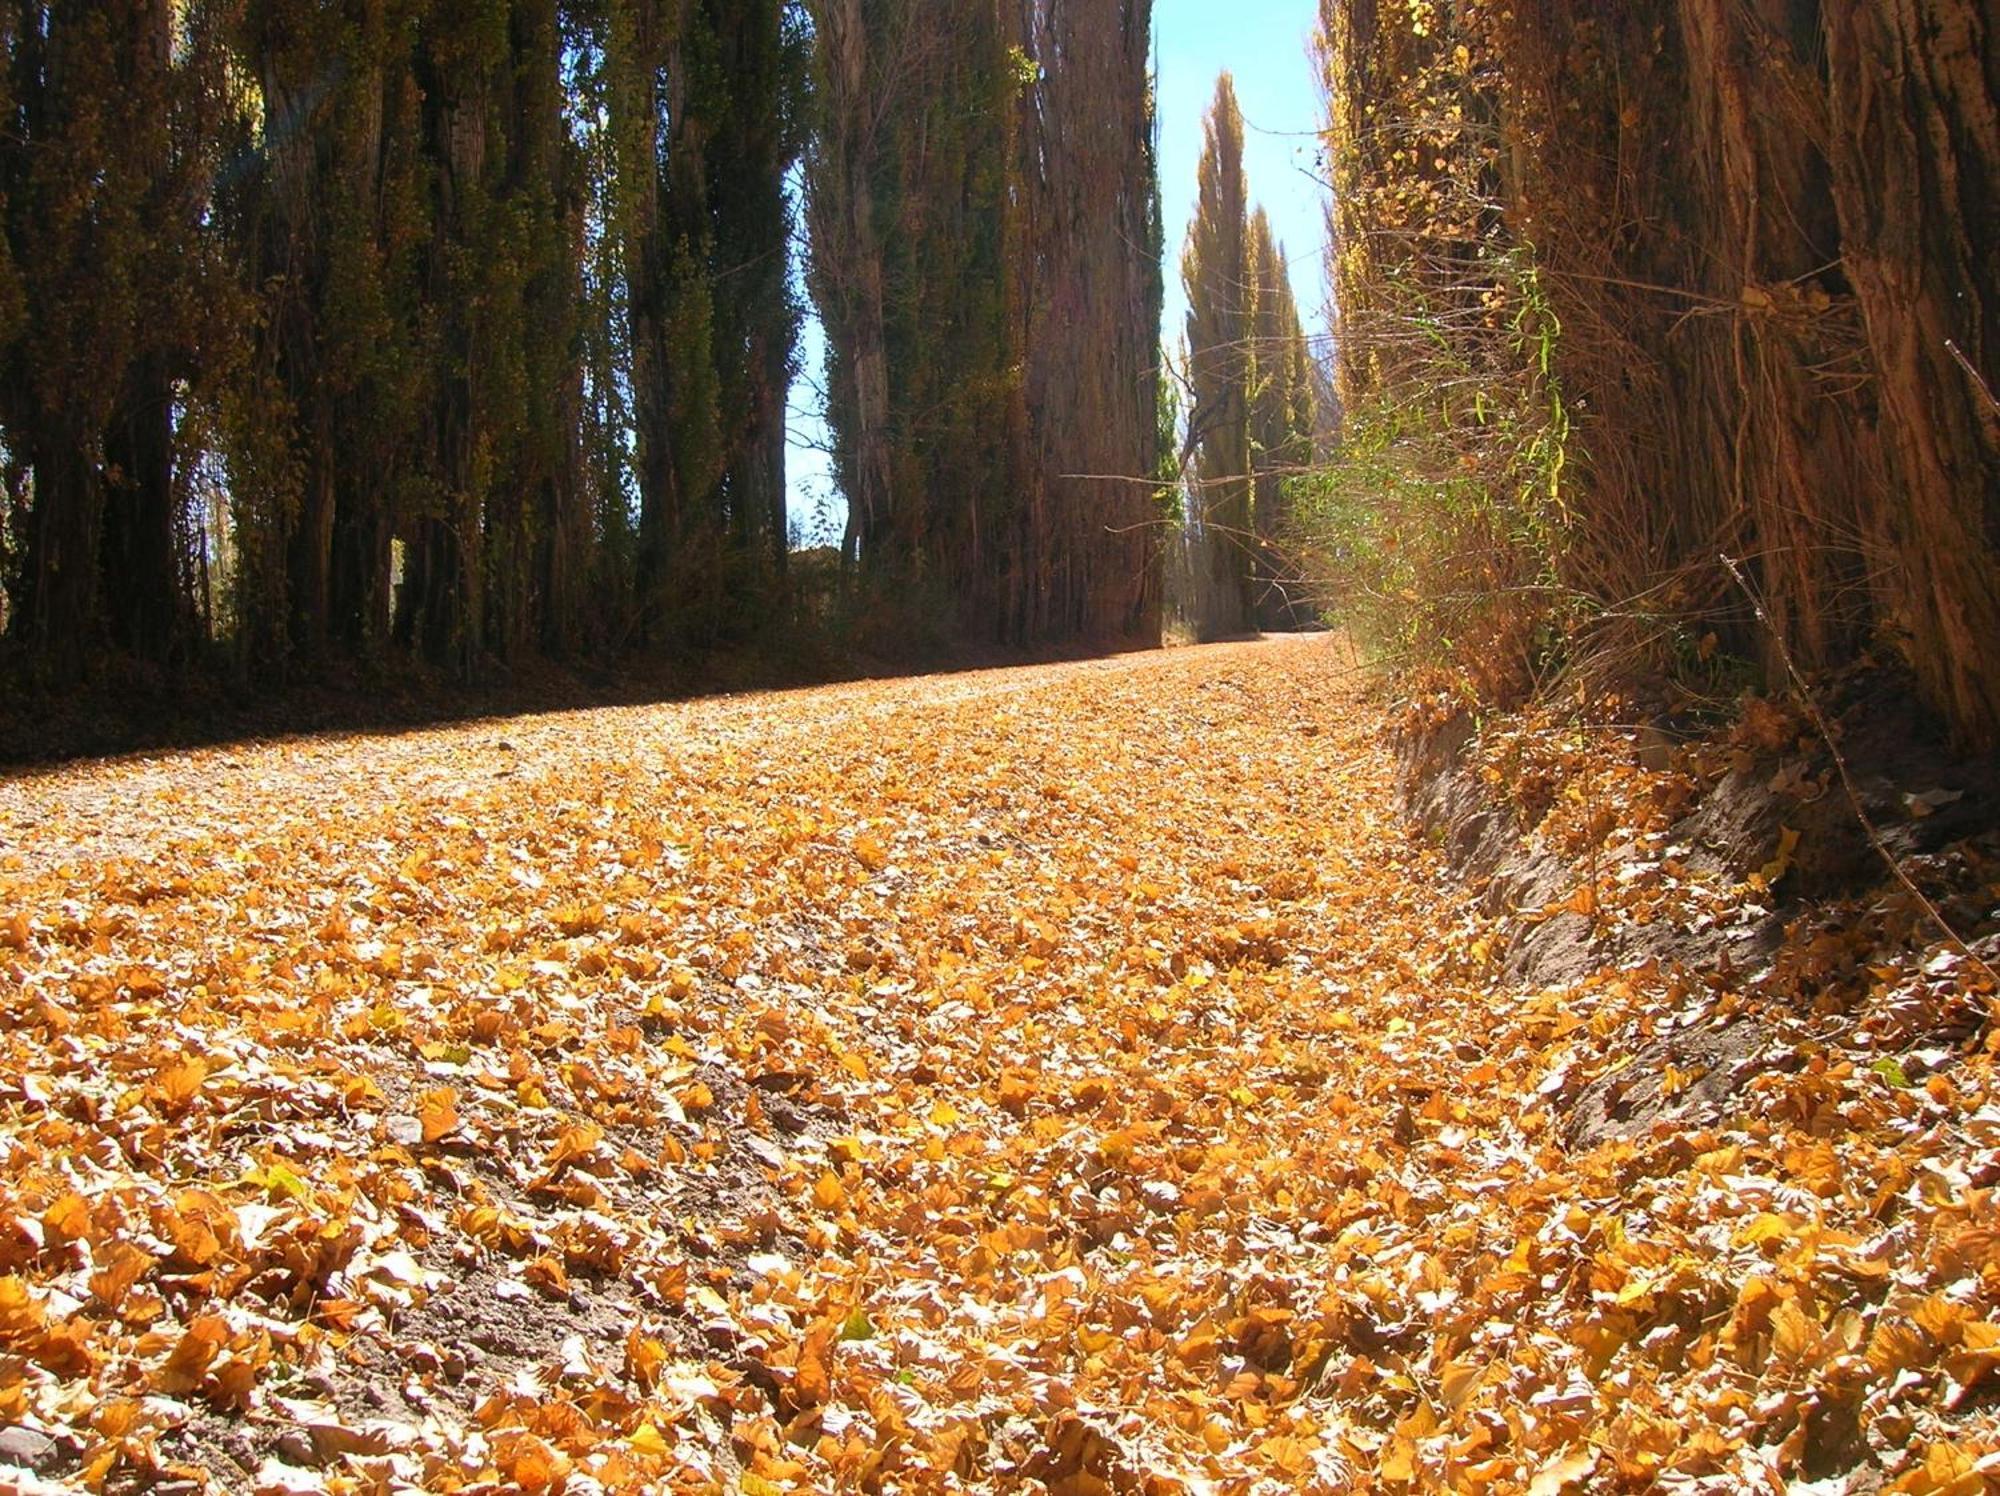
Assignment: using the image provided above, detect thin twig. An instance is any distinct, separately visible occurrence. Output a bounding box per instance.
[1720,553,1998,989]
[1945,339,2000,417]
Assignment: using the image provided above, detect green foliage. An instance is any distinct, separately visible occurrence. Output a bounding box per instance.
[1290,239,1578,702]
[1307,0,1586,703]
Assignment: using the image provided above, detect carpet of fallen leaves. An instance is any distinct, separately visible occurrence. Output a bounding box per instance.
[1,635,1996,1495]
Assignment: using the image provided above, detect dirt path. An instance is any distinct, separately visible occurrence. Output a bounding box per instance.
[0,636,1993,1494]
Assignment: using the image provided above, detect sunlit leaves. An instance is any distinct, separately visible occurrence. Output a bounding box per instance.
[0,640,1994,1492]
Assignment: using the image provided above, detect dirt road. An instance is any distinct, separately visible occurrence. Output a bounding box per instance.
[1,636,1990,1493]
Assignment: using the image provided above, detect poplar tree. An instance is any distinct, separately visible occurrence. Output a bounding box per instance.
[234,0,431,667]
[0,0,1165,693]
[609,0,803,646]
[1014,0,1164,642]
[1181,73,1252,635]
[1246,208,1314,628]
[801,0,893,576]
[703,0,808,590]
[807,0,1162,643]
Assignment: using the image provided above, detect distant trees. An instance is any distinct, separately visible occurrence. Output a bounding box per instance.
[0,0,1161,690]
[1178,73,1315,640]
[1245,208,1315,630]
[1181,76,1252,637]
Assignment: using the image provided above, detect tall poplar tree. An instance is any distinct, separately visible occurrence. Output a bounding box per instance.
[1246,208,1314,628]
[1014,0,1164,642]
[704,0,808,589]
[807,0,1162,643]
[234,0,431,667]
[608,0,803,646]
[1181,72,1252,635]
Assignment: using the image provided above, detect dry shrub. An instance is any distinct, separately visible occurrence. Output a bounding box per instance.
[1302,3,1576,706]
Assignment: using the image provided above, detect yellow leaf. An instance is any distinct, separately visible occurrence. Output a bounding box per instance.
[1439,1357,1484,1412]
[625,1326,667,1389]
[682,1080,715,1111]
[248,1160,313,1203]
[1771,1298,1823,1364]
[1868,1319,1929,1378]
[1259,1434,1312,1475]
[89,1241,155,1308]
[42,1192,90,1246]
[493,1431,567,1492]
[1379,1434,1417,1483]
[1734,1212,1795,1250]
[828,1136,869,1166]
[629,1421,673,1457]
[153,1314,229,1394]
[0,1275,46,1339]
[522,1255,570,1297]
[1759,826,1801,886]
[1892,1440,1994,1496]
[795,1321,835,1407]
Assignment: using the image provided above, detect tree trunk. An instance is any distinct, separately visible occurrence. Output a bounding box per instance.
[15,435,102,680]
[1824,0,2000,747]
[100,352,182,661]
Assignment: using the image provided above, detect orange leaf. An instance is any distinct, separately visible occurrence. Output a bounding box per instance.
[417,1087,459,1143]
[795,1322,835,1408]
[153,1314,229,1394]
[154,1056,209,1114]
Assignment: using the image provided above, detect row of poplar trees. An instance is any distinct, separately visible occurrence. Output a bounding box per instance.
[0,0,1167,686]
[1177,74,1317,639]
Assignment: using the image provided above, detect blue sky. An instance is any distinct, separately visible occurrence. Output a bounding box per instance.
[785,1,1329,546]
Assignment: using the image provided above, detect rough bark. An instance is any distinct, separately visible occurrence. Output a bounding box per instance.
[1014,0,1161,642]
[1824,0,2000,746]
[100,351,182,659]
